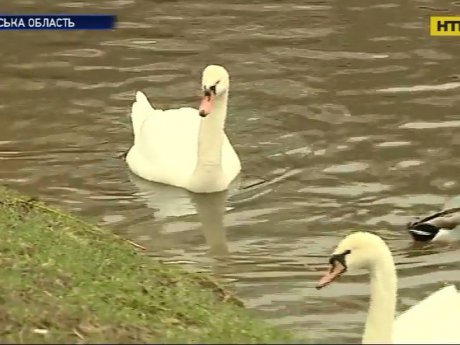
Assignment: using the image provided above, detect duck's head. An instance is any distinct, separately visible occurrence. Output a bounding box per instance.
[316,232,387,289]
[198,65,230,117]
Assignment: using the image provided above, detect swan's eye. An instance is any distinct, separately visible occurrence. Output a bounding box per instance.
[209,80,220,95]
[329,249,351,268]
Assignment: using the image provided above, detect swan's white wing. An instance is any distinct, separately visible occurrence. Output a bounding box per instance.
[130,91,159,144]
[127,91,201,188]
[393,285,460,344]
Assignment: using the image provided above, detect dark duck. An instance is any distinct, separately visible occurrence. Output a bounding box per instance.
[407,205,460,242]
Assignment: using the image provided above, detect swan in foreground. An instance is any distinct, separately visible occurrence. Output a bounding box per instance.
[126,65,241,193]
[316,232,460,344]
[406,198,460,242]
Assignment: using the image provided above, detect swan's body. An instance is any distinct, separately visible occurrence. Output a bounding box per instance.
[126,65,241,193]
[393,285,460,343]
[317,232,460,344]
[407,197,460,242]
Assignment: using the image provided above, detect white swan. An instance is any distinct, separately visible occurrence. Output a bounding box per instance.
[126,65,241,193]
[316,231,460,344]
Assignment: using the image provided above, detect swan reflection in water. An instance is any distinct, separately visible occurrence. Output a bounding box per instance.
[128,171,236,259]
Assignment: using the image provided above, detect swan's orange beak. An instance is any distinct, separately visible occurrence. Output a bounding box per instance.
[198,93,212,117]
[316,260,346,289]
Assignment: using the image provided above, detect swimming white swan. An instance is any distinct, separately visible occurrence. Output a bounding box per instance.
[316,232,460,344]
[126,65,241,193]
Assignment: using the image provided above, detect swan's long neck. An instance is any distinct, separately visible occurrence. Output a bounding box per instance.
[196,92,228,167]
[362,247,397,344]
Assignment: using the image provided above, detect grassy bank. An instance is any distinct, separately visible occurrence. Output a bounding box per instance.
[0,186,300,343]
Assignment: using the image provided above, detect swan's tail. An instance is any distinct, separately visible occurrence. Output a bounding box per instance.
[130,91,155,142]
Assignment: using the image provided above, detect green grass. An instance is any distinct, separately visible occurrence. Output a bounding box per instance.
[0,186,300,343]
